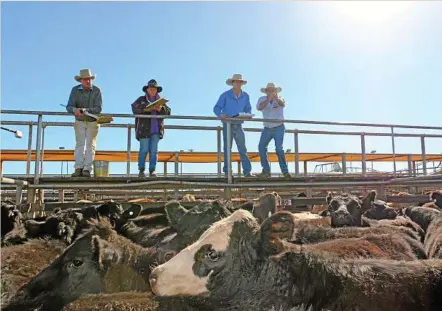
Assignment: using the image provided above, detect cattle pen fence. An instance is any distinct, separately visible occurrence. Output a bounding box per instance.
[1,109,442,207]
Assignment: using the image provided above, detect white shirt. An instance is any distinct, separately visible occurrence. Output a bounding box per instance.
[256,95,285,128]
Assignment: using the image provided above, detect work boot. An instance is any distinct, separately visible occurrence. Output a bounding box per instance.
[82,170,91,178]
[149,170,157,178]
[244,172,256,178]
[257,172,271,178]
[71,169,83,177]
[138,169,146,178]
[283,172,292,179]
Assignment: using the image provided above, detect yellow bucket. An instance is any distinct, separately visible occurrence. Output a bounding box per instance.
[93,160,110,177]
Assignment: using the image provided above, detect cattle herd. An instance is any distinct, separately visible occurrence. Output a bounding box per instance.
[1,190,442,311]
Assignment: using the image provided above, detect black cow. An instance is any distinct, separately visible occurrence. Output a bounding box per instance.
[403,206,441,232]
[4,220,156,311]
[1,201,26,246]
[24,202,124,245]
[322,191,376,227]
[363,199,398,220]
[149,210,442,311]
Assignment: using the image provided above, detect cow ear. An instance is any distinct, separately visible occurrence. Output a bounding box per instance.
[24,220,44,237]
[326,192,333,205]
[258,211,297,256]
[368,190,377,201]
[318,210,329,217]
[123,204,142,219]
[165,201,188,227]
[92,235,119,270]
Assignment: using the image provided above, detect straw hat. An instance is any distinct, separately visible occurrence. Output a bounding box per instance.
[226,74,247,86]
[261,82,282,94]
[74,69,96,82]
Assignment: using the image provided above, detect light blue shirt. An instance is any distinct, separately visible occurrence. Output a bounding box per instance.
[256,95,285,128]
[213,89,252,124]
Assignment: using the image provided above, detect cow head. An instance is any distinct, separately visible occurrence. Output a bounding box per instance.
[150,209,302,301]
[252,192,281,223]
[363,200,398,220]
[9,220,154,310]
[25,211,84,245]
[326,192,376,227]
[1,202,23,237]
[155,200,232,264]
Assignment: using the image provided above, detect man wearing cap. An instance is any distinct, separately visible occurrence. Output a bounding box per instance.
[66,69,103,178]
[256,83,291,178]
[213,74,254,177]
[131,79,171,178]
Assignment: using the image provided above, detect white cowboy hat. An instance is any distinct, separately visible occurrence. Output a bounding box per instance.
[74,69,96,82]
[261,82,282,94]
[226,73,247,86]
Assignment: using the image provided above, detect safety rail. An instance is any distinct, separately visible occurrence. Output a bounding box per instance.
[1,110,442,194]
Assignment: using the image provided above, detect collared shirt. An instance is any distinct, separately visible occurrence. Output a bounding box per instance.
[66,84,102,122]
[256,95,285,128]
[146,95,160,134]
[213,88,251,124]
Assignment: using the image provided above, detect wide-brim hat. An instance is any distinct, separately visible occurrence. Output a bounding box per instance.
[74,69,96,82]
[261,82,282,94]
[226,73,247,86]
[142,79,163,93]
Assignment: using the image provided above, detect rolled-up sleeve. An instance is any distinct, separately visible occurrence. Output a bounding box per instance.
[213,93,225,117]
[244,94,252,114]
[66,88,76,114]
[256,96,265,110]
[88,88,103,114]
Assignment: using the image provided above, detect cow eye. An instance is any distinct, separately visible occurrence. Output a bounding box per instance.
[71,259,84,268]
[164,252,175,262]
[206,249,219,262]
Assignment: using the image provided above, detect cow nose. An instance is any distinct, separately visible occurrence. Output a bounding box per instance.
[149,271,157,287]
[336,208,348,216]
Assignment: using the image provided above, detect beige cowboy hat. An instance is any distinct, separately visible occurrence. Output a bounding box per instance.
[261,82,282,94]
[226,73,247,86]
[74,69,96,82]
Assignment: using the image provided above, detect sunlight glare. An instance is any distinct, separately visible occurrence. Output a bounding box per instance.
[331,1,414,27]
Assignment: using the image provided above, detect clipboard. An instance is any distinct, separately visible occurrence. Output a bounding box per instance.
[144,98,169,111]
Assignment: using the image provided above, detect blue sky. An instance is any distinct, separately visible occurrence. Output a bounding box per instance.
[1,1,442,175]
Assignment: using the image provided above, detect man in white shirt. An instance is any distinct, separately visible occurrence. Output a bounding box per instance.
[256,83,291,178]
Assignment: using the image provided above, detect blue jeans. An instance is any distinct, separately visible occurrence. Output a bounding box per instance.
[222,123,252,175]
[138,133,160,171]
[258,124,288,173]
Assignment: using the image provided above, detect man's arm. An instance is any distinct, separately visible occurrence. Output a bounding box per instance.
[131,98,147,114]
[88,88,103,114]
[213,93,225,118]
[257,97,269,111]
[244,94,252,114]
[160,104,171,115]
[276,96,285,107]
[66,88,77,114]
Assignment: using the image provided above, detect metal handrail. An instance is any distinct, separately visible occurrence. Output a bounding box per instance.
[2,120,442,138]
[1,109,442,189]
[2,109,442,130]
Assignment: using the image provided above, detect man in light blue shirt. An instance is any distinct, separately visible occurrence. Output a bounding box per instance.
[213,74,254,177]
[256,83,291,178]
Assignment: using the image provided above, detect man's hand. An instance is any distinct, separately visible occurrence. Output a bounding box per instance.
[153,105,162,112]
[74,109,84,117]
[268,92,276,101]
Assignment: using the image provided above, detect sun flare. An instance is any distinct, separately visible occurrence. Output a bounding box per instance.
[330,1,414,27]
